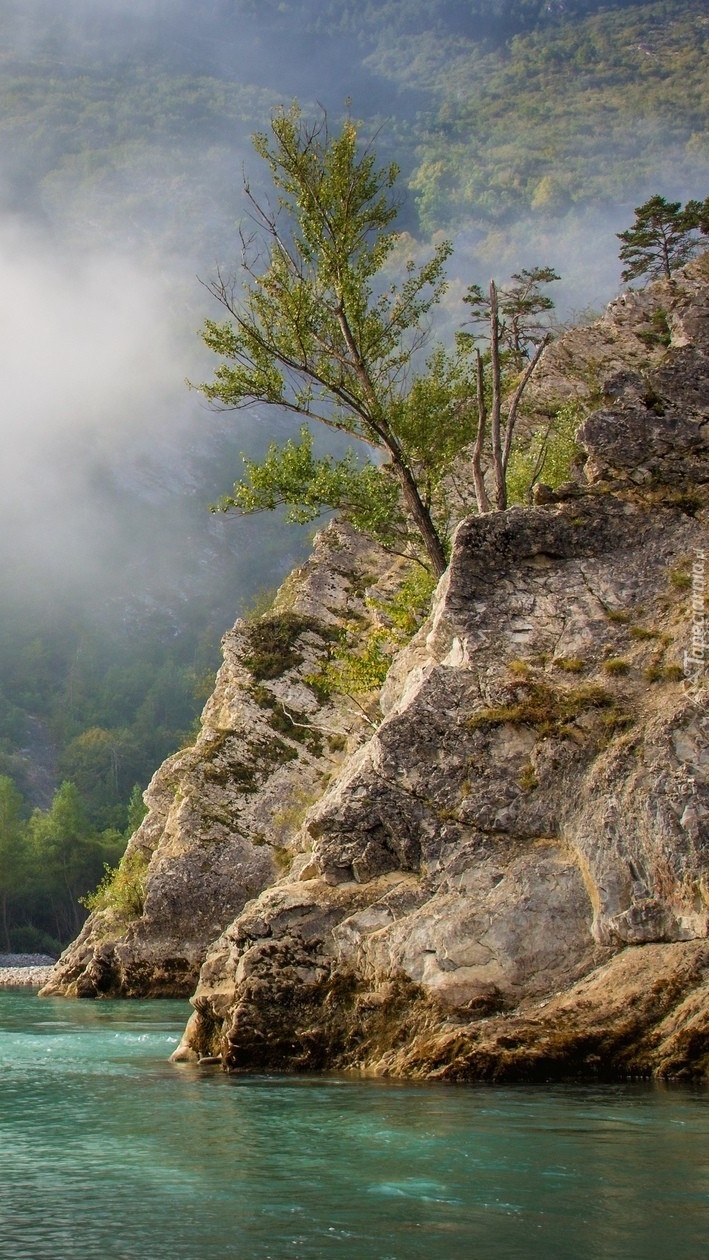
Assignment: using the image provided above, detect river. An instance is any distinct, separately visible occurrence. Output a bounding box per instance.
[0,991,707,1259]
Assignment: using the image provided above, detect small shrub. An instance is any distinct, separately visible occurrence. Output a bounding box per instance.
[643,661,683,684]
[506,400,587,505]
[668,569,692,590]
[321,628,392,697]
[629,625,659,641]
[267,704,310,742]
[272,845,292,873]
[81,849,150,922]
[242,613,326,681]
[600,711,634,735]
[603,658,630,675]
[308,564,436,704]
[377,567,437,638]
[518,763,538,791]
[204,759,259,789]
[468,678,616,736]
[668,493,702,516]
[553,656,585,673]
[260,737,298,768]
[605,609,631,624]
[636,308,672,349]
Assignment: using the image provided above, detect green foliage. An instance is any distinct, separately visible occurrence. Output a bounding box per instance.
[312,565,436,701]
[27,781,125,939]
[463,267,560,368]
[126,785,148,837]
[407,1,709,231]
[323,628,394,698]
[636,308,672,349]
[214,426,406,549]
[617,194,709,282]
[506,401,586,503]
[628,625,660,641]
[0,778,127,947]
[80,848,149,923]
[198,104,456,574]
[375,566,437,638]
[0,775,28,949]
[603,657,630,675]
[553,657,585,673]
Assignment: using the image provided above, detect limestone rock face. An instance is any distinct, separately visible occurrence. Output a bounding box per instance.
[170,261,709,1078]
[41,523,392,997]
[173,486,709,1072]
[46,260,709,1081]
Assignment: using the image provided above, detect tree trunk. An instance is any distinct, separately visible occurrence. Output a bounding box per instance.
[488,281,506,511]
[1,891,10,952]
[392,460,447,577]
[335,301,448,577]
[501,336,549,479]
[473,349,492,514]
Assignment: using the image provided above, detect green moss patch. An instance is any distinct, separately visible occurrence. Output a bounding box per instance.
[242,613,328,681]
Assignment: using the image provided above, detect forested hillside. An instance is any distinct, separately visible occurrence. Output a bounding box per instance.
[0,0,706,952]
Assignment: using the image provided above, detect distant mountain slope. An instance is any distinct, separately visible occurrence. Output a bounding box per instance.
[0,1,704,257]
[392,0,709,229]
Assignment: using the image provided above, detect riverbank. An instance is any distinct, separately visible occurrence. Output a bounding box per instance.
[0,954,56,987]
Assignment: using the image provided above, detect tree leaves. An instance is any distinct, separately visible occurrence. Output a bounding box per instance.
[198,105,453,574]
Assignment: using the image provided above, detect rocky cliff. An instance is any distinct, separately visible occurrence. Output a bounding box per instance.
[42,260,709,1080]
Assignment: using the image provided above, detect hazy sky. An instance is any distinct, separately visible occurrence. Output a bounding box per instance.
[0,0,705,628]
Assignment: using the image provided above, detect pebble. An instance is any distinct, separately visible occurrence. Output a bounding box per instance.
[0,954,57,988]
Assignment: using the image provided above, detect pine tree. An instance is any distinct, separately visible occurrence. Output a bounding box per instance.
[617,195,708,283]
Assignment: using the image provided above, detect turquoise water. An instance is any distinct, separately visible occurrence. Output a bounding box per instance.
[1,992,708,1259]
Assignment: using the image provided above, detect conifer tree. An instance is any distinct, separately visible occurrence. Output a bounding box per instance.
[617,195,708,283]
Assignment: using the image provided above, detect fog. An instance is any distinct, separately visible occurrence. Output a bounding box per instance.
[0,0,705,640]
[0,218,213,602]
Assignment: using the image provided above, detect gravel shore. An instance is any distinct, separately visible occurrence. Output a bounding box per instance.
[0,954,56,988]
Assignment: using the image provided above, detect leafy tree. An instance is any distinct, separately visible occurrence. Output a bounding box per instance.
[212,426,410,554]
[212,340,476,560]
[0,775,28,950]
[197,105,455,576]
[617,194,708,283]
[28,781,123,940]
